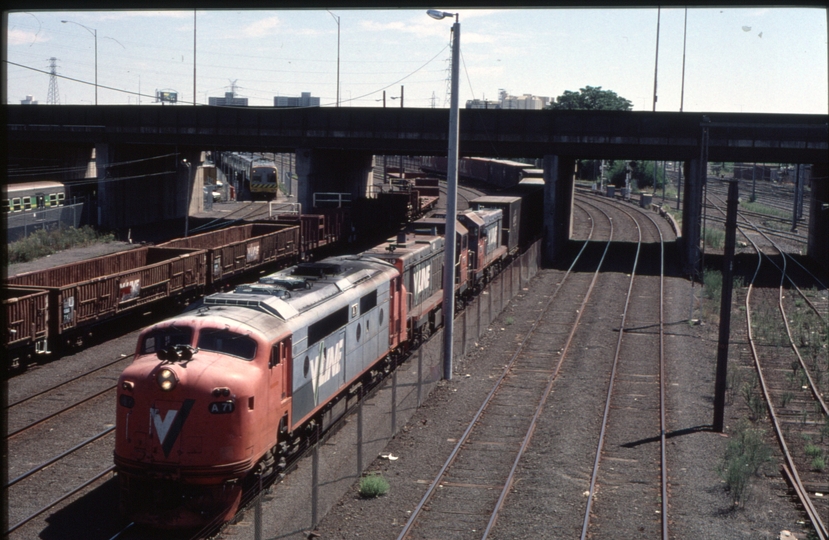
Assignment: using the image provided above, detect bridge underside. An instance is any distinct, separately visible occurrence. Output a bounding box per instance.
[6,106,827,271]
[541,156,827,275]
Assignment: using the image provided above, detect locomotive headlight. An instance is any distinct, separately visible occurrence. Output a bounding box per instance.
[156,368,178,391]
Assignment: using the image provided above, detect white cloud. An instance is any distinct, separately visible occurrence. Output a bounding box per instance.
[462,32,496,45]
[245,16,281,37]
[98,11,193,21]
[8,28,49,46]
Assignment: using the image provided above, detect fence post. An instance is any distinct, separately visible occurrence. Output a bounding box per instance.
[500,272,505,313]
[312,426,319,528]
[476,295,481,342]
[391,370,397,435]
[417,347,423,407]
[357,389,364,475]
[488,283,493,326]
[510,263,514,301]
[461,310,467,357]
[254,474,263,540]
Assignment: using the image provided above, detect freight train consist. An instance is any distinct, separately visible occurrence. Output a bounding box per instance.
[421,156,543,189]
[2,215,334,370]
[113,185,543,528]
[2,173,459,371]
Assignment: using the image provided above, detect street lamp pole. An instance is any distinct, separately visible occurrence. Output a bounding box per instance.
[652,6,661,111]
[680,7,688,112]
[428,9,460,381]
[327,10,340,107]
[182,159,192,237]
[61,20,97,105]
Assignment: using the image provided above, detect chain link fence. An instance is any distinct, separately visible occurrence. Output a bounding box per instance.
[5,202,84,243]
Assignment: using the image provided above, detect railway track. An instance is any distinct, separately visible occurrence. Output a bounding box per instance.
[398,194,674,539]
[4,351,133,536]
[705,194,828,540]
[577,195,670,539]
[397,198,606,539]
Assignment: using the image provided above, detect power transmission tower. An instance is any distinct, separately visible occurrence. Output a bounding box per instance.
[228,79,238,97]
[443,33,452,107]
[47,57,60,105]
[430,91,437,108]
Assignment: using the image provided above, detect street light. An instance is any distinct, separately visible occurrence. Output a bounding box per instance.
[428,9,460,381]
[61,20,97,105]
[182,159,192,237]
[326,10,340,107]
[62,19,124,105]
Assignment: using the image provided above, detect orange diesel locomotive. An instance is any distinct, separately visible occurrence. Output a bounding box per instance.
[114,255,404,528]
[114,205,517,528]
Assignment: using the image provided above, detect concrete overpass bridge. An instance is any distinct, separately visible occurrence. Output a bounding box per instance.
[7,105,828,271]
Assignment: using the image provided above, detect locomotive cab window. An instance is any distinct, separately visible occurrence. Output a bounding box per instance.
[141,327,194,354]
[198,329,257,361]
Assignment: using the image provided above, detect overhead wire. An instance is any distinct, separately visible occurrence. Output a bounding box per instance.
[5,41,448,109]
[459,47,503,159]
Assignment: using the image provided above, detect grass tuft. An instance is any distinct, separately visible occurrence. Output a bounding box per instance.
[717,420,772,505]
[358,473,389,499]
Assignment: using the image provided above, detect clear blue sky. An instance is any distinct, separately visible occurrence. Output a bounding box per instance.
[5,7,828,113]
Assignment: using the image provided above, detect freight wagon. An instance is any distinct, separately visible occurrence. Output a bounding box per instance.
[3,287,50,369]
[5,246,208,354]
[158,222,300,288]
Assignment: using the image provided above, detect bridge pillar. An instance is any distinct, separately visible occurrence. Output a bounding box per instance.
[542,154,576,267]
[296,149,375,211]
[94,144,198,234]
[681,159,706,277]
[808,163,828,271]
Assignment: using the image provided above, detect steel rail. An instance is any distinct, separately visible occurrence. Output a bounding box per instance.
[398,199,608,540]
[579,200,647,540]
[6,384,115,439]
[636,203,669,539]
[6,466,116,535]
[707,193,826,321]
[480,198,612,539]
[6,353,130,409]
[6,426,115,488]
[741,227,828,540]
[700,210,807,245]
[706,192,828,419]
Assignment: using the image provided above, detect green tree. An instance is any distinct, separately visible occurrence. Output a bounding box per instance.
[546,86,633,111]
[546,86,633,181]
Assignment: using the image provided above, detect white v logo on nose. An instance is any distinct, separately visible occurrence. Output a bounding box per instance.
[151,407,178,445]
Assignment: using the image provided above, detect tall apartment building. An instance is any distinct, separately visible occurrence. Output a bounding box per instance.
[274,92,320,108]
[209,92,248,107]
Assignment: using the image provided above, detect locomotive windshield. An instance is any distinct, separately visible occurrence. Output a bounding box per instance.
[141,326,194,355]
[197,329,257,361]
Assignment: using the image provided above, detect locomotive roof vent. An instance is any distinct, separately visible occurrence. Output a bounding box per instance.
[259,275,310,291]
[204,294,299,320]
[293,262,344,278]
[234,284,290,298]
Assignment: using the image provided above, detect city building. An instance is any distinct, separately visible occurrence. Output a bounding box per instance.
[274,92,321,108]
[465,90,549,110]
[209,92,248,107]
[466,99,501,109]
[21,95,38,105]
